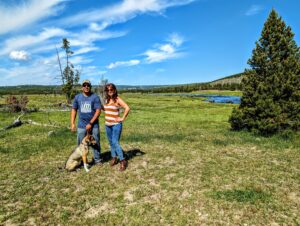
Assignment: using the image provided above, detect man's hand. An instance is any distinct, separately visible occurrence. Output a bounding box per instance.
[86,123,92,132]
[71,123,76,132]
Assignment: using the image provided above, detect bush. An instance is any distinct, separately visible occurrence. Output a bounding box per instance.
[5,95,29,112]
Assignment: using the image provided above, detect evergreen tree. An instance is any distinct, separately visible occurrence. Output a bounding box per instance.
[229,9,300,135]
[61,38,80,103]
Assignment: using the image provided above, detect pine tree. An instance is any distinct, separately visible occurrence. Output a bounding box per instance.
[61,38,80,104]
[229,9,300,135]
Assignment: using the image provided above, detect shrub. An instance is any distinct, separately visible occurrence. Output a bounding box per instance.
[5,95,29,112]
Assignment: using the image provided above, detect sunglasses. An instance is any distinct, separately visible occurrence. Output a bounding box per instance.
[82,83,91,87]
[107,88,114,92]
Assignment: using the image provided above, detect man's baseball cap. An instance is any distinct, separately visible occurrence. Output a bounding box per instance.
[82,79,91,86]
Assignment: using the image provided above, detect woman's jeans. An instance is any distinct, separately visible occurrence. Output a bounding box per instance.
[105,123,124,161]
[77,127,101,163]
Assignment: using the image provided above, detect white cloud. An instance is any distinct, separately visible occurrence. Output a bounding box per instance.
[82,67,107,79]
[0,27,68,56]
[0,1,194,85]
[0,58,60,85]
[107,59,140,69]
[69,30,127,47]
[88,22,110,32]
[245,5,264,16]
[0,0,65,35]
[0,52,99,85]
[160,44,175,53]
[168,33,184,46]
[144,33,184,63]
[9,50,29,61]
[61,0,195,29]
[106,33,185,68]
[73,46,101,56]
[71,56,94,65]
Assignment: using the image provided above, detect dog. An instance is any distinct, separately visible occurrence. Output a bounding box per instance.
[65,134,97,172]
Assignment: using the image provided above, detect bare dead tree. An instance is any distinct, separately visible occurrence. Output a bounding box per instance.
[98,75,108,109]
[55,45,64,85]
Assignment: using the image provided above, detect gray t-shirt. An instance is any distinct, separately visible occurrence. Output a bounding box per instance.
[72,93,101,128]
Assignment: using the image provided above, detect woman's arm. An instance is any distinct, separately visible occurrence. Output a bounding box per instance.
[116,97,130,122]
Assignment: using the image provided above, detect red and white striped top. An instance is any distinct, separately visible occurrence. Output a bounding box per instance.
[104,104,120,126]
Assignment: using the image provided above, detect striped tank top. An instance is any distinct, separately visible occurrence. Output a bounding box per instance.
[104,103,120,126]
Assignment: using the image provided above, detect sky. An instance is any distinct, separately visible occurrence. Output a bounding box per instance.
[0,0,299,86]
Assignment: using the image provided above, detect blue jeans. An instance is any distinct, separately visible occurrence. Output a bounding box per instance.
[105,123,124,161]
[77,127,101,162]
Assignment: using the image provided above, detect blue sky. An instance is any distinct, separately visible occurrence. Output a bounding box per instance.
[0,0,299,86]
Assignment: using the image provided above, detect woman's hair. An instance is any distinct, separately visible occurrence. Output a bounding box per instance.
[104,83,118,104]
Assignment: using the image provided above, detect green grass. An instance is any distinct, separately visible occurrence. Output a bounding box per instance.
[207,189,272,204]
[0,93,299,225]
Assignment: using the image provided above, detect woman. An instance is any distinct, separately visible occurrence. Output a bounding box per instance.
[104,83,130,171]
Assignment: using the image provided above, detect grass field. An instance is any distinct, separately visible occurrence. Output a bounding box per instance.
[0,93,299,225]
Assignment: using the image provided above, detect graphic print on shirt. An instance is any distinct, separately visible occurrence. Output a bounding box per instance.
[80,101,92,113]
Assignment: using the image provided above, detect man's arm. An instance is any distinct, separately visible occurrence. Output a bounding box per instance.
[71,109,77,132]
[90,109,101,125]
[85,109,101,131]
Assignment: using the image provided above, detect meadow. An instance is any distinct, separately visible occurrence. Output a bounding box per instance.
[0,92,299,225]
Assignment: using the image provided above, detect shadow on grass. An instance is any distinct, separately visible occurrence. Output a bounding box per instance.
[207,189,272,204]
[97,148,145,163]
[63,149,145,171]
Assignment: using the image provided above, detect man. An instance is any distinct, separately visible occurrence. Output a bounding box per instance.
[71,79,102,165]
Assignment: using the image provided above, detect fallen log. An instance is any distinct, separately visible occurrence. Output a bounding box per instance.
[23,120,62,128]
[0,113,68,131]
[0,113,24,131]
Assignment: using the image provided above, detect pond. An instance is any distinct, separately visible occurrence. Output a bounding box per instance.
[152,94,241,104]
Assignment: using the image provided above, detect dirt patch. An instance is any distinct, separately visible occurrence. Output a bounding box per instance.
[287,192,300,204]
[85,202,115,218]
[179,190,191,200]
[124,190,135,202]
[165,173,176,180]
[147,178,160,187]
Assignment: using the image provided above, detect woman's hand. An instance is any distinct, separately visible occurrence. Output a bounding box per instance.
[116,117,123,122]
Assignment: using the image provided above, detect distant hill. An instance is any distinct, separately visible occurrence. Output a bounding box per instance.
[137,72,244,93]
[209,72,244,85]
[0,73,244,95]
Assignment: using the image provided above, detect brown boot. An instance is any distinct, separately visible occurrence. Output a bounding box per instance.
[119,160,127,171]
[110,157,118,167]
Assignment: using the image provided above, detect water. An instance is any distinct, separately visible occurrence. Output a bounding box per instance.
[151,93,241,104]
[204,95,241,104]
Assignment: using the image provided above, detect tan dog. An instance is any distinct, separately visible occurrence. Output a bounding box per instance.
[65,134,97,172]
